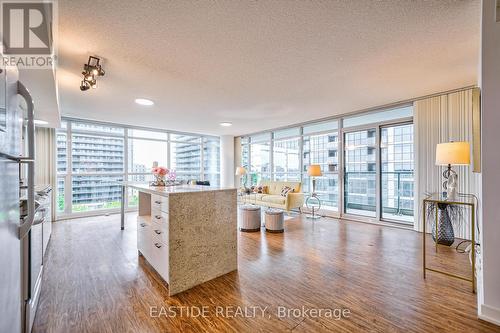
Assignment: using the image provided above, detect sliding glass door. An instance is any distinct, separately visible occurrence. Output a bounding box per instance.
[343,128,377,217]
[380,123,414,223]
[342,123,414,223]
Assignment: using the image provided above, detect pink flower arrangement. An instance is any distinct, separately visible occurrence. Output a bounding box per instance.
[152,166,169,176]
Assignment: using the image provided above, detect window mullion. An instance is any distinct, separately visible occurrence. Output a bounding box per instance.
[124,128,129,208]
[65,122,72,214]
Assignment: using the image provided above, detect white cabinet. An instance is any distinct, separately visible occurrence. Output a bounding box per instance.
[151,194,168,213]
[151,208,168,226]
[137,217,151,259]
[150,237,169,280]
[151,219,168,245]
[136,193,169,283]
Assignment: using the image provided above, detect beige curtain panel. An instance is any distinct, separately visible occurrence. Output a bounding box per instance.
[414,88,480,239]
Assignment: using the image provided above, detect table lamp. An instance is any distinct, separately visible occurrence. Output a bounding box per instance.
[307,165,322,197]
[235,166,248,189]
[435,141,470,199]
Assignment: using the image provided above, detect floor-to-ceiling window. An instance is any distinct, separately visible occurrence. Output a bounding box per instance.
[249,133,271,185]
[127,129,169,207]
[56,124,67,214]
[203,137,221,186]
[302,120,339,211]
[70,122,125,213]
[170,134,202,182]
[56,119,220,218]
[272,127,301,181]
[343,128,377,217]
[238,105,414,224]
[342,106,414,223]
[380,123,414,223]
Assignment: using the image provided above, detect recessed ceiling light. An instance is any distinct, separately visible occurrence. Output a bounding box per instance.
[135,98,154,106]
[34,119,48,125]
[220,122,232,127]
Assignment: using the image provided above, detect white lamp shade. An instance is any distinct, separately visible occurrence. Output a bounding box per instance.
[235,166,247,176]
[435,142,470,166]
[307,164,322,177]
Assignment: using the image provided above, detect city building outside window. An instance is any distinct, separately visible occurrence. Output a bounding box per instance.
[56,119,220,218]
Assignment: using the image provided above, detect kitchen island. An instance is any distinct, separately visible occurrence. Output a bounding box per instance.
[119,182,237,296]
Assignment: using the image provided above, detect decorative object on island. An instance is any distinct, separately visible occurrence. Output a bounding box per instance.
[151,166,169,186]
[235,166,248,192]
[306,165,322,219]
[80,55,105,91]
[422,193,476,293]
[435,141,470,200]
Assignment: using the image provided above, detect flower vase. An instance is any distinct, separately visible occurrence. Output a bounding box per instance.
[152,174,166,186]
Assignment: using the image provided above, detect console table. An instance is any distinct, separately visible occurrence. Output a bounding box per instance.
[422,193,476,293]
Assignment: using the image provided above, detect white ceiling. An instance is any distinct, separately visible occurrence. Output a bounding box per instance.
[56,0,480,136]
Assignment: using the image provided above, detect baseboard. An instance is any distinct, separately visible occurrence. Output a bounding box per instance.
[479,303,500,326]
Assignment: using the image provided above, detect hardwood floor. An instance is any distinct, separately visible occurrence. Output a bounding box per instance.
[33,213,499,333]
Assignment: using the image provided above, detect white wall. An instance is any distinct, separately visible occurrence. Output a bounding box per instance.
[479,0,500,325]
[220,135,235,188]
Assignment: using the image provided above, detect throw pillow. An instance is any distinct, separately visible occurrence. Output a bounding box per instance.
[252,185,267,194]
[280,186,294,197]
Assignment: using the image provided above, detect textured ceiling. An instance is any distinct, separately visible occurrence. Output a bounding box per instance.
[56,0,480,136]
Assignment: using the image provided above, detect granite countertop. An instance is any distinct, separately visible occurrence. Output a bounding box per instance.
[119,181,236,197]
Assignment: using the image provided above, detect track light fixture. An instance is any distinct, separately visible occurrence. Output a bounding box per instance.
[80,56,105,91]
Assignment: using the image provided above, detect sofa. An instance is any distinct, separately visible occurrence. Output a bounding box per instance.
[241,180,305,212]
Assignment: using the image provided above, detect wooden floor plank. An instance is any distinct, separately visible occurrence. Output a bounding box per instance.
[33,213,500,333]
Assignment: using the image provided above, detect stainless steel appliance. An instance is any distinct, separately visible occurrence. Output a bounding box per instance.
[0,65,39,333]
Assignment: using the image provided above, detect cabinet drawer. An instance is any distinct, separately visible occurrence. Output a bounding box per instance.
[151,209,168,225]
[137,219,151,259]
[151,194,169,213]
[151,240,169,282]
[151,221,168,245]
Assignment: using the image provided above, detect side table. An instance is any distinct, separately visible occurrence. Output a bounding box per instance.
[422,193,476,293]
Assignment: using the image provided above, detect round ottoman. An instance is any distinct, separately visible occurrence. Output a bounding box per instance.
[239,205,261,232]
[265,209,285,233]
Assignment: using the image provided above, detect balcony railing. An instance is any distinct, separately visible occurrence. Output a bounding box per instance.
[344,171,414,219]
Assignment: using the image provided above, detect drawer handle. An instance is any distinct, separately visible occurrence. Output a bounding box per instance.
[155,200,161,204]
[155,215,161,220]
[154,243,162,248]
[154,229,161,235]
[140,223,146,227]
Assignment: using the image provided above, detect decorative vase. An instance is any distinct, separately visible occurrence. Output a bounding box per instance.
[151,174,166,186]
[431,203,455,246]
